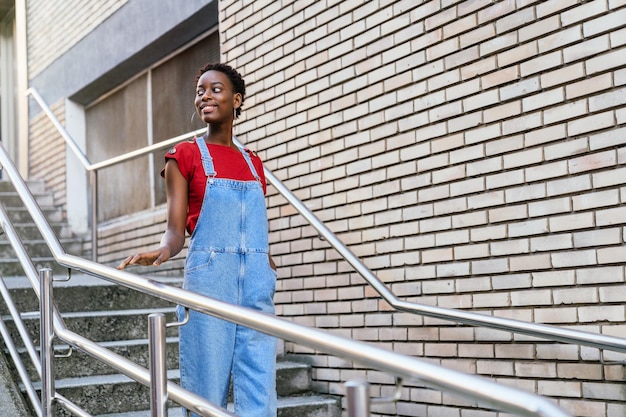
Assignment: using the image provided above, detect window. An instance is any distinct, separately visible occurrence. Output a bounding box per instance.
[86,31,219,221]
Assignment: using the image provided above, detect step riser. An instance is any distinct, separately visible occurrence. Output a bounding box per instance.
[276,363,312,396]
[20,342,180,381]
[0,193,55,208]
[1,208,63,223]
[0,240,83,259]
[23,349,312,396]
[0,223,70,240]
[1,285,179,315]
[5,312,180,344]
[0,259,80,277]
[0,180,47,194]
[50,382,340,417]
[54,381,154,416]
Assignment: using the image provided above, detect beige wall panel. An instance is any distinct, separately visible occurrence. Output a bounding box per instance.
[86,74,150,221]
[27,0,128,78]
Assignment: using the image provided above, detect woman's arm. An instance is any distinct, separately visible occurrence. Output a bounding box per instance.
[117,160,188,269]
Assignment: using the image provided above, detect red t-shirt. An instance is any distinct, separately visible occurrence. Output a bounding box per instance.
[162,140,267,234]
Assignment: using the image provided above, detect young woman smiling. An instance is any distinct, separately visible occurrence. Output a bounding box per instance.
[119,63,278,417]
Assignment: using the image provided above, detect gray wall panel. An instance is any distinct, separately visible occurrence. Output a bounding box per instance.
[30,0,217,106]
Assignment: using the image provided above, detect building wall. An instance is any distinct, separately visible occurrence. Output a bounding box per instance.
[28,100,67,208]
[26,0,127,218]
[25,0,218,230]
[216,1,626,416]
[27,0,128,78]
[25,0,128,218]
[23,0,626,416]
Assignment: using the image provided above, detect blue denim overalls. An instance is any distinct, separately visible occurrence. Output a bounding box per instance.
[177,138,277,416]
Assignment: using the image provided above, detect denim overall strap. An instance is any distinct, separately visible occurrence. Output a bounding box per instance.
[195,137,217,178]
[179,138,277,417]
[239,147,261,182]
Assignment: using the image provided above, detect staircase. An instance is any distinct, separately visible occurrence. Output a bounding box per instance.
[0,179,341,416]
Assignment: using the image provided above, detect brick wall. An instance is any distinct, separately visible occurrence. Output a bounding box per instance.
[28,101,67,212]
[219,1,626,416]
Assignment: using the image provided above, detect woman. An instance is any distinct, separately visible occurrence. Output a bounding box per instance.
[118,63,277,417]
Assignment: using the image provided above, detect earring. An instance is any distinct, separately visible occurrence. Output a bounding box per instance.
[233,108,237,120]
[190,111,197,123]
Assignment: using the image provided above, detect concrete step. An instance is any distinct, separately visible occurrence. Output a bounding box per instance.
[0,221,71,240]
[0,190,55,208]
[18,338,180,381]
[34,361,339,417]
[0,206,64,223]
[0,274,182,314]
[0,178,56,207]
[0,179,48,194]
[0,257,75,276]
[42,359,314,400]
[48,371,171,416]
[0,237,84,259]
[18,339,316,395]
[3,307,180,345]
[95,394,342,417]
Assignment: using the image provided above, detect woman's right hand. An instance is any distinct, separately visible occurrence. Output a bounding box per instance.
[117,160,186,271]
[117,247,171,270]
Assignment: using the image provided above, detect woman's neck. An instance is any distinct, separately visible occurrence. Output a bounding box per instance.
[204,125,234,148]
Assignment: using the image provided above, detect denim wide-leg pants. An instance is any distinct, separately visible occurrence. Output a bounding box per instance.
[178,139,277,417]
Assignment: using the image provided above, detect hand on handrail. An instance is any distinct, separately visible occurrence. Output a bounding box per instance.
[117,247,172,269]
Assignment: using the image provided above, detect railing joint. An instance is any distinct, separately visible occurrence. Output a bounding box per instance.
[52,268,73,282]
[166,306,190,328]
[371,377,403,404]
[54,345,73,358]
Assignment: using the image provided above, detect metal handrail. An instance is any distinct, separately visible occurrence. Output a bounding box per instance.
[27,88,200,172]
[0,144,573,417]
[26,87,626,356]
[0,292,42,416]
[265,166,626,353]
[27,87,205,259]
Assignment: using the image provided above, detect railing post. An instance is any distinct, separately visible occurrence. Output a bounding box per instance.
[149,313,168,417]
[345,379,370,417]
[39,268,55,416]
[90,170,98,262]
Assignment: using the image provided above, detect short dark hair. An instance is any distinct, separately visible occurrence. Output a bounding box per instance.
[196,63,246,118]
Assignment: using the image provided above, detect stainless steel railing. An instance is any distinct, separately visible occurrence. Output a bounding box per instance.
[27,87,202,262]
[0,207,235,417]
[0,140,572,417]
[26,86,626,356]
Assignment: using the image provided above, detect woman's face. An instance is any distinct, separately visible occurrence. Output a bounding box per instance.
[194,70,241,124]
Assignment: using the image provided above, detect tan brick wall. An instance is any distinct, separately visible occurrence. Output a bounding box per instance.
[97,207,189,275]
[26,0,128,78]
[28,100,67,212]
[218,0,626,416]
